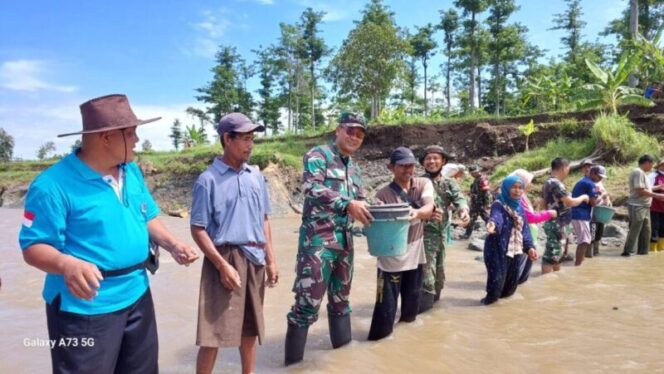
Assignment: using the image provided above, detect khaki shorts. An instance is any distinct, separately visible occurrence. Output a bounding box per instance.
[196,245,265,347]
[571,220,592,244]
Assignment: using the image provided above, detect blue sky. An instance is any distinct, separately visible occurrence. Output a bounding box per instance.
[0,0,625,159]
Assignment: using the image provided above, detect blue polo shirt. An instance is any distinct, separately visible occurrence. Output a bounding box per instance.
[190,157,271,265]
[571,176,598,221]
[18,151,159,315]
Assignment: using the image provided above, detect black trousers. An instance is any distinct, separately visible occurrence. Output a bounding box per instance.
[483,254,522,305]
[367,265,423,341]
[46,289,158,374]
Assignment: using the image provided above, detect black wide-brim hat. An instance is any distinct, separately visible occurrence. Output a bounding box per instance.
[57,94,161,137]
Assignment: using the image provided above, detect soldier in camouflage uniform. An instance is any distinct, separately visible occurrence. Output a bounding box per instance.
[464,164,492,239]
[418,146,469,313]
[285,112,372,366]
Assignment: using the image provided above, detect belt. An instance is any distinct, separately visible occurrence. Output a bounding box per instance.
[98,257,149,278]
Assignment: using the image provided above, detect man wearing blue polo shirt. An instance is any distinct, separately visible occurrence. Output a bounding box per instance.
[570,165,606,266]
[18,94,199,373]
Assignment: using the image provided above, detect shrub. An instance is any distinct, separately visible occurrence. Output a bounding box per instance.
[591,113,660,162]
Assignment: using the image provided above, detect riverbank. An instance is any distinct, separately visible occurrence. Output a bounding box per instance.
[2,208,663,373]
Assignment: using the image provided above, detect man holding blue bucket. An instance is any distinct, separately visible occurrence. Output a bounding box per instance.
[285,112,372,365]
[367,146,434,341]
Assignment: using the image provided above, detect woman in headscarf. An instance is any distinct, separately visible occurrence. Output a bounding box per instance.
[481,175,538,305]
[509,169,557,284]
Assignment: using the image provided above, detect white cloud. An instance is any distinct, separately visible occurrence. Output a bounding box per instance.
[0,100,206,160]
[294,0,351,22]
[0,60,77,93]
[189,10,232,59]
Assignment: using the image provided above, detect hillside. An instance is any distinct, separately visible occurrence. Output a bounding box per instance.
[1,102,664,216]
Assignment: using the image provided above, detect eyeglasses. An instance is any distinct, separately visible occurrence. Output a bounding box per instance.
[342,126,366,140]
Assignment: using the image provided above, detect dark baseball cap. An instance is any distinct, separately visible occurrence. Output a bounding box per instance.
[590,165,607,178]
[390,146,418,165]
[339,112,366,129]
[419,145,453,165]
[217,113,265,134]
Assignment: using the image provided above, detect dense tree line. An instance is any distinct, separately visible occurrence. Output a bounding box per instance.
[188,0,664,137]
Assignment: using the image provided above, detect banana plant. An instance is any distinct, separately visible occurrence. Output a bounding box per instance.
[580,52,654,115]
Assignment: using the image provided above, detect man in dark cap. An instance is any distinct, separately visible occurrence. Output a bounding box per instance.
[418,145,468,313]
[464,164,492,239]
[367,146,434,340]
[19,94,199,373]
[285,112,372,365]
[191,112,279,374]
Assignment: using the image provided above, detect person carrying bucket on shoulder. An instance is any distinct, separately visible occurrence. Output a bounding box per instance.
[367,146,434,341]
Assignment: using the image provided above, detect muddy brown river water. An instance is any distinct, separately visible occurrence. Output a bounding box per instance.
[1,208,663,373]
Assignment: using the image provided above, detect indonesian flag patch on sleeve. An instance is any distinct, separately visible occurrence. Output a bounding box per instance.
[23,210,35,228]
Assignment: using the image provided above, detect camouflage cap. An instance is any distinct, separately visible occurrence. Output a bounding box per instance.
[468,164,482,173]
[339,112,366,129]
[419,145,453,165]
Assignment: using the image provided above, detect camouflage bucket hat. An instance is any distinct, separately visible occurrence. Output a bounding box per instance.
[339,112,366,129]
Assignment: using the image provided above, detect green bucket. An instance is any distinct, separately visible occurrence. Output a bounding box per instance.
[592,206,615,224]
[365,218,410,257]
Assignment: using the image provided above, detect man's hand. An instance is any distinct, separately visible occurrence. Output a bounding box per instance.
[527,248,538,261]
[458,209,470,227]
[430,209,444,222]
[347,200,373,225]
[61,255,103,301]
[486,221,496,234]
[218,262,241,290]
[548,209,558,219]
[266,262,279,288]
[167,241,200,266]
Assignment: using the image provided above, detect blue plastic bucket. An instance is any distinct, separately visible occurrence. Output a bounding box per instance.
[365,218,410,257]
[593,206,615,224]
[368,203,410,220]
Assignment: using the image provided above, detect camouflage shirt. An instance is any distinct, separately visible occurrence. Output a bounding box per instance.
[422,172,468,235]
[470,175,491,208]
[298,142,365,250]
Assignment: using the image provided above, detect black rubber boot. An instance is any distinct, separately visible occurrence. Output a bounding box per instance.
[285,323,308,366]
[418,291,435,314]
[328,314,351,349]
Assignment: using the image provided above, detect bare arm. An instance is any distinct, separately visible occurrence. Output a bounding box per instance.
[636,187,664,200]
[561,194,589,207]
[190,225,240,290]
[22,244,102,301]
[263,216,279,287]
[148,218,199,265]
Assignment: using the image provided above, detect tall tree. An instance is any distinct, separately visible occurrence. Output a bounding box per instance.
[327,0,407,118]
[36,141,56,160]
[170,119,183,151]
[603,0,664,42]
[0,128,13,162]
[485,0,528,115]
[454,0,489,109]
[410,23,438,116]
[439,9,459,114]
[141,139,153,152]
[296,8,330,132]
[195,45,254,122]
[550,0,587,62]
[254,46,283,134]
[275,23,302,132]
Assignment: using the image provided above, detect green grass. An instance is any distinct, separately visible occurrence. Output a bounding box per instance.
[591,113,661,162]
[491,137,597,182]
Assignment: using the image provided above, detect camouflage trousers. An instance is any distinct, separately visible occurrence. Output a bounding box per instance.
[543,220,565,264]
[465,205,490,236]
[422,232,446,300]
[287,246,353,328]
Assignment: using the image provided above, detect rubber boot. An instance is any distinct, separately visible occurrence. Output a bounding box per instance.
[649,242,658,253]
[658,238,664,252]
[585,244,594,258]
[285,323,308,366]
[418,291,435,314]
[328,314,351,349]
[592,240,600,256]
